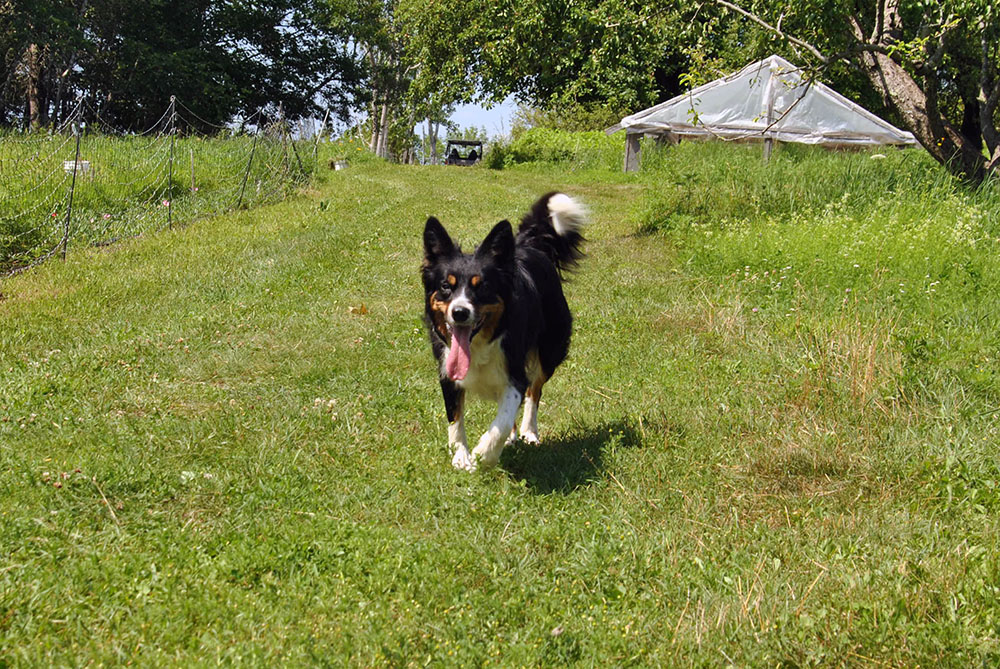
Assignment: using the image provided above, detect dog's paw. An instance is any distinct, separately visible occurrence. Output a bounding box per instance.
[520,431,540,446]
[452,444,477,472]
[472,431,503,470]
[505,428,518,446]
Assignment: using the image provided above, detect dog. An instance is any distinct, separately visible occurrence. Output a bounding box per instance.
[422,192,587,471]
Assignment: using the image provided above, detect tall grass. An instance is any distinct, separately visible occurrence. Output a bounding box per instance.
[486,127,621,171]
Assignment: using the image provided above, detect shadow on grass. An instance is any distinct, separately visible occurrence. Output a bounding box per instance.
[499,419,640,494]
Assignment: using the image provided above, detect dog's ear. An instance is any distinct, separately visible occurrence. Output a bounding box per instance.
[424,217,456,262]
[476,220,514,265]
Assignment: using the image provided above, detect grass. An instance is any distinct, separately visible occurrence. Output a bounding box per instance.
[1,140,999,666]
[0,130,317,271]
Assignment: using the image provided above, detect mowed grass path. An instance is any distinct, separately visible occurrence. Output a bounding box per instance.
[2,154,999,666]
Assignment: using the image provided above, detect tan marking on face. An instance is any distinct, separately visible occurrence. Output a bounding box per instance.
[429,291,450,338]
[475,297,505,341]
[470,275,481,287]
[447,274,457,287]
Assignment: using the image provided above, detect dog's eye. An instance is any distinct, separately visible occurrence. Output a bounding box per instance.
[439,281,452,294]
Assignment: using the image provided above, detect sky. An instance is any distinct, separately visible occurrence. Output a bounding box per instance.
[447,95,518,139]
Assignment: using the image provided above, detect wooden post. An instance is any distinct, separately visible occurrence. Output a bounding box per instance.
[624,132,641,172]
[763,137,774,161]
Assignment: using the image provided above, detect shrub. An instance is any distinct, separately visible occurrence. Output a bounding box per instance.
[511,103,625,133]
[490,127,621,171]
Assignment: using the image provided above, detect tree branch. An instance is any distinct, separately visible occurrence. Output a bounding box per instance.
[711,0,828,63]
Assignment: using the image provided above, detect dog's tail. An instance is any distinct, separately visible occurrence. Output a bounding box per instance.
[517,192,587,275]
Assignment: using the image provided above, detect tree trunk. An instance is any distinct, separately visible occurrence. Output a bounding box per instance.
[377,102,390,159]
[26,44,44,130]
[369,78,382,153]
[428,119,439,164]
[369,101,381,153]
[856,48,986,183]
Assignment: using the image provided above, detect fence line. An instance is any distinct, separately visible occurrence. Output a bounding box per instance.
[0,97,318,278]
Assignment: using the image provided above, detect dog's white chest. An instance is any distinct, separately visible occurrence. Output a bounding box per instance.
[451,335,508,401]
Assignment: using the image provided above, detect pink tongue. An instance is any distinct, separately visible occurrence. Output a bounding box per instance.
[446,327,472,381]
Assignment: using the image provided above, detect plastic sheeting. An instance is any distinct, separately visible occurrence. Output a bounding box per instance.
[613,55,918,147]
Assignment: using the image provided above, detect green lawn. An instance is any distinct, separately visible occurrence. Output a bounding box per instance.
[2,144,999,666]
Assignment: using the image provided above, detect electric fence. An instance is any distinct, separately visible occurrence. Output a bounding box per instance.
[0,98,317,277]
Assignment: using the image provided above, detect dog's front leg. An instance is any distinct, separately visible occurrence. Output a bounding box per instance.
[471,385,523,469]
[441,380,473,471]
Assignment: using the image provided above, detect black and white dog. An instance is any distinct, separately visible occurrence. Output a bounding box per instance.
[422,192,587,471]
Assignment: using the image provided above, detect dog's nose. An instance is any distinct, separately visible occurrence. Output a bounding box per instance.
[452,306,472,323]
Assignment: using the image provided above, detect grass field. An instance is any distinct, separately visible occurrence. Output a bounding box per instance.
[2,140,999,666]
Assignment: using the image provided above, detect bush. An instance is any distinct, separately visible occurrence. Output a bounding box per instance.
[511,103,625,133]
[489,127,621,171]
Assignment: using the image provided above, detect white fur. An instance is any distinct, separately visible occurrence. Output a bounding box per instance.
[519,395,540,445]
[447,287,474,324]
[454,334,509,401]
[471,385,523,469]
[548,193,588,237]
[447,333,512,471]
[449,416,474,471]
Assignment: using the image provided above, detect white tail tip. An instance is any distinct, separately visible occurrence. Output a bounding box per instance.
[548,193,587,236]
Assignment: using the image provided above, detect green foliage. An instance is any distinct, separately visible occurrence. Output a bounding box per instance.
[491,127,620,170]
[321,134,379,164]
[634,142,950,233]
[2,0,362,128]
[467,0,687,111]
[512,102,625,133]
[635,139,1000,410]
[482,140,507,169]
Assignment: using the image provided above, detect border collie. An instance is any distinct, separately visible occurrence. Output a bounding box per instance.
[422,192,587,471]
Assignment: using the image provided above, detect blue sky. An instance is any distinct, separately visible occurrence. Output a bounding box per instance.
[448,95,518,139]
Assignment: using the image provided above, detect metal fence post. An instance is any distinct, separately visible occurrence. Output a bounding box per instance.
[167,96,176,229]
[62,122,82,261]
[289,126,306,177]
[313,108,330,165]
[237,121,260,209]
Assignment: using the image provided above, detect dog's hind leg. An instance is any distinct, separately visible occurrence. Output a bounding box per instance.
[519,376,545,445]
[441,380,474,471]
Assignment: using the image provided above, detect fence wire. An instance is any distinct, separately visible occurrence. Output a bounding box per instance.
[0,98,317,276]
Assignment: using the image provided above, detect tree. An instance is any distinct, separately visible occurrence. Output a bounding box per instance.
[395,0,472,162]
[0,0,363,130]
[0,0,88,127]
[693,0,999,182]
[392,0,690,148]
[332,0,414,158]
[460,0,688,113]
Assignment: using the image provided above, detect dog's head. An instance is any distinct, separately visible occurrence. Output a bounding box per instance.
[422,216,513,381]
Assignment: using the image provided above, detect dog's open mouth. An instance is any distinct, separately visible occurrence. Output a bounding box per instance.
[445,324,474,381]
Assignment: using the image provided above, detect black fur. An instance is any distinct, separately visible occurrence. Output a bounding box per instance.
[518,190,585,275]
[422,192,586,464]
